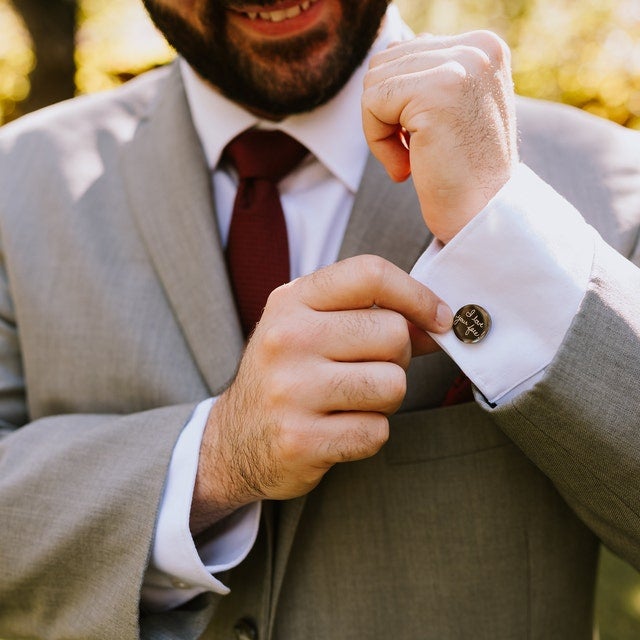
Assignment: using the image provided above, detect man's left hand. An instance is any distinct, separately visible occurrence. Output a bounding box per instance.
[362,31,519,244]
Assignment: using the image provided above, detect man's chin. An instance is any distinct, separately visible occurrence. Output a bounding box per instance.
[144,0,389,117]
[198,32,347,116]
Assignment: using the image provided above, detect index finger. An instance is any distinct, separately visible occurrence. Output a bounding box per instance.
[369,30,509,69]
[293,255,453,334]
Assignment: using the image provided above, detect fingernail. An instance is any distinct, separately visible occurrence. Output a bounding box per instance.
[436,302,454,330]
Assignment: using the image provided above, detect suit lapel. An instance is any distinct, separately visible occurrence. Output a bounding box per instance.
[121,64,244,396]
[339,154,433,269]
[270,154,432,630]
[122,66,429,401]
[124,72,434,626]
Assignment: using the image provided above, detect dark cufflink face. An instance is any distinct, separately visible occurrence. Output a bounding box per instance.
[452,304,491,343]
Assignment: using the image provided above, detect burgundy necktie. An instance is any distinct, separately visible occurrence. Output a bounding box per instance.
[441,372,474,406]
[224,129,308,337]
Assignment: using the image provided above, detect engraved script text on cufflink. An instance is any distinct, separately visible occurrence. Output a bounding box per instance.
[452,304,491,343]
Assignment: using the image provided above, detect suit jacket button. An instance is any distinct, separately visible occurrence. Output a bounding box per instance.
[233,618,258,640]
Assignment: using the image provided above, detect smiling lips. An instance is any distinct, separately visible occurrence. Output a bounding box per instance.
[239,0,319,22]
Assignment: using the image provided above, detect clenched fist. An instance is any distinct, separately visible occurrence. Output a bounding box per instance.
[362,30,519,243]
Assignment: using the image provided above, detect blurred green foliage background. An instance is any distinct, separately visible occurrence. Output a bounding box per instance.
[397,0,640,129]
[1,0,640,637]
[1,0,640,128]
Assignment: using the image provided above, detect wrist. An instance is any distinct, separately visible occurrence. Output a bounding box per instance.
[190,396,258,536]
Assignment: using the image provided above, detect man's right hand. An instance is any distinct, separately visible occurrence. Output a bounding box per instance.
[190,255,453,534]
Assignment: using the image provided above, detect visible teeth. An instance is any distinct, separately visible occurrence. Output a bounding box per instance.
[265,9,286,21]
[245,0,315,22]
[284,5,301,18]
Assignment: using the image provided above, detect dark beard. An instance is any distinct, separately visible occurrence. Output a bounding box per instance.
[142,0,389,118]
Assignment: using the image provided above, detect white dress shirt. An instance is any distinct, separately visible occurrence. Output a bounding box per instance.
[142,4,595,611]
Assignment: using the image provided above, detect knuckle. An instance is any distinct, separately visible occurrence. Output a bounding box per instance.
[308,262,337,299]
[461,45,493,74]
[360,414,390,453]
[362,72,374,92]
[388,310,409,340]
[332,415,389,461]
[264,283,289,310]
[361,87,383,125]
[259,323,284,355]
[368,48,387,70]
[356,254,390,290]
[469,30,509,65]
[385,365,407,407]
[371,414,391,448]
[381,311,410,355]
[439,60,469,88]
[417,32,448,48]
[260,321,295,358]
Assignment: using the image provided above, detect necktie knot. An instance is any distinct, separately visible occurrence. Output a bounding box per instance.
[224,129,308,183]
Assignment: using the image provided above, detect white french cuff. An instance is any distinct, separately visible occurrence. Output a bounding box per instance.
[411,163,596,404]
[142,398,261,612]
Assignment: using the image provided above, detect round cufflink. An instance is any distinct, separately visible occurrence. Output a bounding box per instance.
[452,304,491,344]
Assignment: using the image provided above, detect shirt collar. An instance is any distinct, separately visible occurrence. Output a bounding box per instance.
[180,4,409,193]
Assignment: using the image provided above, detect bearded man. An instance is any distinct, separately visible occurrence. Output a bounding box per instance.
[1,1,639,638]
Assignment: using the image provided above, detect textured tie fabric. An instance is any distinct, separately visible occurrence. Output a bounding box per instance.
[224,129,308,336]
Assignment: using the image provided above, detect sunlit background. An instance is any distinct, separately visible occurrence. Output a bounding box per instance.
[0,1,639,638]
[398,0,640,128]
[1,0,639,127]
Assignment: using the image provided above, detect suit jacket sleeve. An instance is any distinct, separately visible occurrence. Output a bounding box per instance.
[489,235,640,568]
[0,67,232,640]
[0,395,200,639]
[412,97,640,572]
[484,100,640,570]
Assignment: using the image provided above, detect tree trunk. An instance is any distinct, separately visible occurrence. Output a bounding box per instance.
[12,0,77,116]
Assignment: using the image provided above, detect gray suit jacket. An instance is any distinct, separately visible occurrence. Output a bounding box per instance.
[0,62,639,639]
